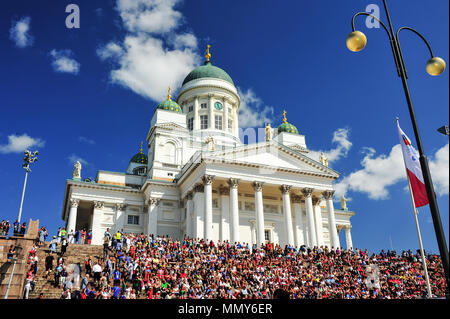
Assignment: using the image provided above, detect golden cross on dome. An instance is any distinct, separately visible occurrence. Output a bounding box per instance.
[205,44,211,62]
[168,87,172,101]
[283,110,287,124]
[140,141,143,154]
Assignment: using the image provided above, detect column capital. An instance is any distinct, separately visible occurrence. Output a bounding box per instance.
[312,196,321,206]
[291,194,303,203]
[70,198,80,208]
[323,190,335,200]
[280,184,292,194]
[94,201,104,209]
[116,203,126,211]
[208,93,214,98]
[219,185,229,195]
[202,174,214,185]
[186,191,193,200]
[301,188,314,197]
[344,224,352,230]
[252,181,264,192]
[147,197,160,206]
[228,178,239,189]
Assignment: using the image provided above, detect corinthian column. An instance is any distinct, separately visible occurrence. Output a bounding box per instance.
[291,194,305,247]
[92,201,104,245]
[281,185,294,246]
[219,186,230,241]
[194,96,200,130]
[203,175,214,241]
[147,197,159,237]
[185,192,193,238]
[344,225,353,250]
[67,198,79,234]
[312,196,324,247]
[324,190,339,249]
[228,178,239,244]
[208,94,214,129]
[253,181,265,247]
[302,188,317,248]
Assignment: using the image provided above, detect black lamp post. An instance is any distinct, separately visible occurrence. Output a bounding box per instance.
[346,0,449,293]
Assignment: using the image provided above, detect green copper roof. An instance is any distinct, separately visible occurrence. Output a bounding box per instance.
[278,122,299,135]
[156,99,182,113]
[130,152,148,165]
[182,61,234,86]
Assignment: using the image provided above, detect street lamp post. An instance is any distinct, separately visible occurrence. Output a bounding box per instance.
[17,150,38,224]
[4,244,23,299]
[346,0,449,293]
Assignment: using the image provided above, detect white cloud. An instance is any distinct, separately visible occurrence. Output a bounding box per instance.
[116,0,182,34]
[237,88,274,128]
[0,134,45,154]
[49,49,80,74]
[78,136,95,145]
[97,0,200,102]
[334,142,449,201]
[68,154,89,166]
[428,142,449,196]
[9,16,33,48]
[309,128,352,164]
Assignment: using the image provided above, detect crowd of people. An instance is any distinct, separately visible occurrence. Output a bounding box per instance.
[0,220,27,237]
[41,229,447,299]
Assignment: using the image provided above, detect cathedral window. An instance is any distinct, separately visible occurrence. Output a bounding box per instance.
[162,142,176,164]
[187,117,194,131]
[188,105,193,112]
[228,119,233,131]
[215,115,223,130]
[200,115,208,129]
[127,215,139,225]
[201,103,207,109]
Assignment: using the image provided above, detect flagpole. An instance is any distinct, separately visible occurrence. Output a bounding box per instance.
[397,117,433,298]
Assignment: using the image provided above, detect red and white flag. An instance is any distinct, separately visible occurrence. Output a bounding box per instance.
[397,120,429,207]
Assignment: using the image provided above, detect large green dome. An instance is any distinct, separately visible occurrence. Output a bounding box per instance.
[130,152,148,165]
[182,61,234,86]
[156,99,182,113]
[278,122,299,135]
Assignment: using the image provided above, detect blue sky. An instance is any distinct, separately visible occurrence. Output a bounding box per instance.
[0,0,448,254]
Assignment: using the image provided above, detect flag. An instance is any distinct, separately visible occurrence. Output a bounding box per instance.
[397,120,429,207]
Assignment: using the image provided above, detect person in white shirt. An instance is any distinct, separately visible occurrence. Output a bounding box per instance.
[92,262,102,287]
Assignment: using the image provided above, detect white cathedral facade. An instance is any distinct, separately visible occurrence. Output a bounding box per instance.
[61,48,355,249]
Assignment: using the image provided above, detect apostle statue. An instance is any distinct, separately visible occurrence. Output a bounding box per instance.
[320,152,329,167]
[265,123,274,141]
[205,136,215,152]
[341,195,348,210]
[73,161,82,179]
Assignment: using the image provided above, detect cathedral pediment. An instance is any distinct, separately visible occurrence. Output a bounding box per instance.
[203,141,339,179]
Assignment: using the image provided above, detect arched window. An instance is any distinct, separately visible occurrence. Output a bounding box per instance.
[162,142,176,164]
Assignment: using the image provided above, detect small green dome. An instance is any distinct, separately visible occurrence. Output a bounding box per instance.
[130,152,148,165]
[182,61,234,86]
[156,99,182,113]
[278,122,299,135]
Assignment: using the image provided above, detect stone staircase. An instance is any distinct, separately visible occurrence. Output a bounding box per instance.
[28,242,103,299]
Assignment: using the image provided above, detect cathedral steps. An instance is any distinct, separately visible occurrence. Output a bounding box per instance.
[28,242,103,299]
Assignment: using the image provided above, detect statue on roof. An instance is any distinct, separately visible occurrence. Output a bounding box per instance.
[341,195,348,210]
[73,161,81,179]
[320,152,329,167]
[205,136,215,151]
[265,123,274,141]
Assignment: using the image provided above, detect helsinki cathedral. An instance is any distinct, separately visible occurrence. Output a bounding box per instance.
[61,46,355,249]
